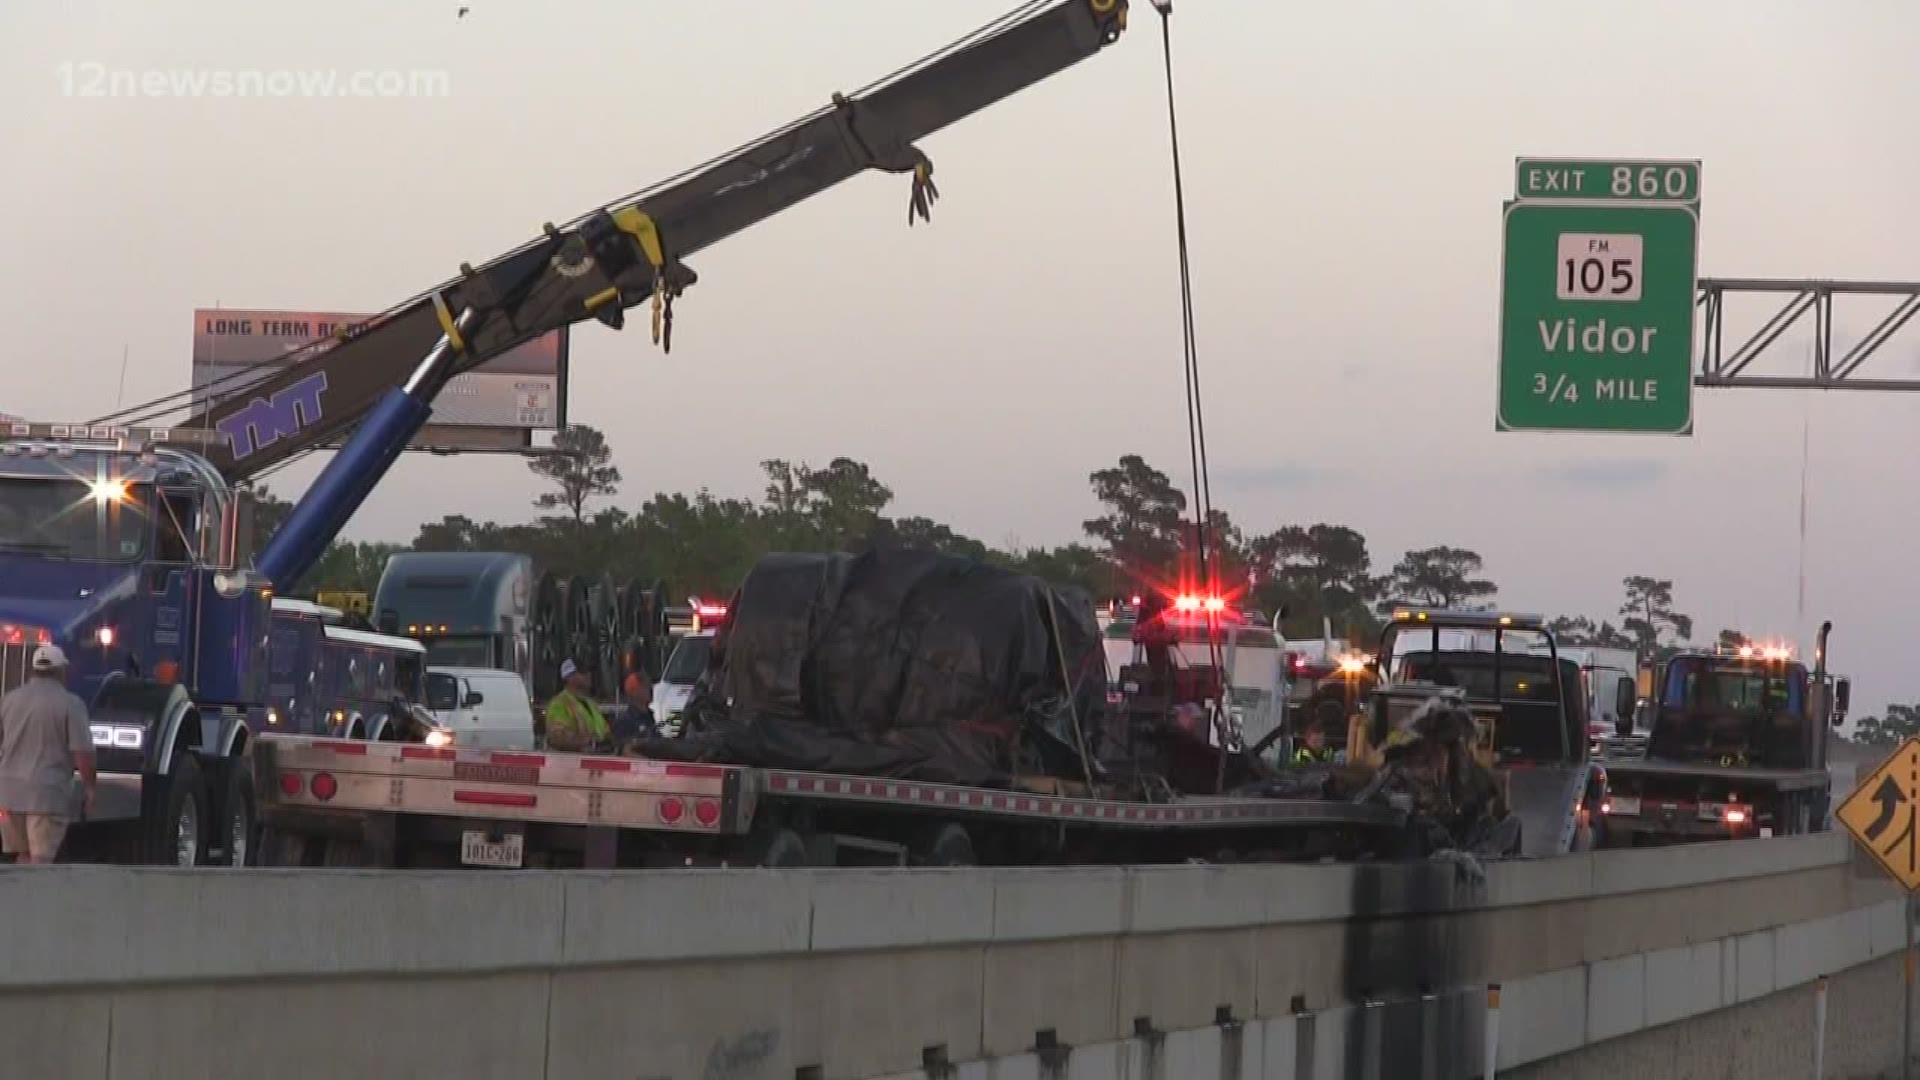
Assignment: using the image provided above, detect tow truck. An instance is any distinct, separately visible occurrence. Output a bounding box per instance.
[1,0,1137,866]
[1600,625,1848,844]
[1350,608,1610,856]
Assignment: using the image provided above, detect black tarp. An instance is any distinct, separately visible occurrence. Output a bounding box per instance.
[664,549,1108,787]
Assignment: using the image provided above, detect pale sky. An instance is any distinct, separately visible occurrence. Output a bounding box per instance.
[4,1,1920,719]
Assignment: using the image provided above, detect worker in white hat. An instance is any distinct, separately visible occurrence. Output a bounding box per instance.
[0,645,97,864]
[544,658,611,753]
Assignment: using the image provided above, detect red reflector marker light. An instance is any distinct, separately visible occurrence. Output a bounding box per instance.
[310,772,338,801]
[279,773,302,797]
[658,797,685,824]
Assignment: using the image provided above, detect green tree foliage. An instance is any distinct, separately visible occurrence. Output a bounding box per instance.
[1082,455,1188,575]
[1619,575,1693,662]
[529,424,622,525]
[1546,615,1635,651]
[239,440,1520,663]
[1853,704,1920,747]
[1248,524,1384,640]
[1385,546,1497,609]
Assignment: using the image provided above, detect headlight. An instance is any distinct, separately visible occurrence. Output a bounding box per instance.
[90,723,144,750]
[424,728,454,748]
[212,572,247,598]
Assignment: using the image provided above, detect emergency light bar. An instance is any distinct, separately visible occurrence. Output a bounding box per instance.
[1389,608,1546,631]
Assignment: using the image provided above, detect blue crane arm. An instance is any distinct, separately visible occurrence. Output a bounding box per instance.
[214,1,1130,481]
[183,0,1130,589]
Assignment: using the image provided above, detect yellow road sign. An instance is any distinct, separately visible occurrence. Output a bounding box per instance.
[1837,736,1920,891]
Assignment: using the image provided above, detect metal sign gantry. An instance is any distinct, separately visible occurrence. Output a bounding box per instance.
[1697,278,1920,391]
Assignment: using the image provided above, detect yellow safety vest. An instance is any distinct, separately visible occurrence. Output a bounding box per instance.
[546,690,609,744]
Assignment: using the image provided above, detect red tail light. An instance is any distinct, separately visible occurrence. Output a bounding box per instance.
[310,772,338,801]
[658,796,685,824]
[694,799,720,827]
[278,772,302,797]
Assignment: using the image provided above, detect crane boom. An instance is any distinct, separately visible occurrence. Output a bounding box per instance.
[159,0,1128,489]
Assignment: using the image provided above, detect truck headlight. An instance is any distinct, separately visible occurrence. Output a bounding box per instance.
[90,723,144,750]
[424,728,454,748]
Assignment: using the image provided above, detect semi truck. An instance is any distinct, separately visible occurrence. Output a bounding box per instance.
[1600,624,1848,844]
[3,0,1138,866]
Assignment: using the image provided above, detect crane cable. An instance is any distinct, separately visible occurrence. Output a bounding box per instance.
[1150,2,1233,788]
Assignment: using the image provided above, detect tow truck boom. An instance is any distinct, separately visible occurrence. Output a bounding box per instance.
[117,0,1129,586]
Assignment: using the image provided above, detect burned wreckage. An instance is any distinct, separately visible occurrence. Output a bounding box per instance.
[651,553,1595,862]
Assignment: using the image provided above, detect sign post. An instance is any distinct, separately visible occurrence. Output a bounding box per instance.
[1836,736,1920,1077]
[1496,158,1700,435]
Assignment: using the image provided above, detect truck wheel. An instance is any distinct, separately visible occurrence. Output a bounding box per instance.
[219,762,258,868]
[143,754,209,866]
[915,823,976,866]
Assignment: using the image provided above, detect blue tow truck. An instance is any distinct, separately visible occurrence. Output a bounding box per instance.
[0,0,1134,866]
[0,443,428,865]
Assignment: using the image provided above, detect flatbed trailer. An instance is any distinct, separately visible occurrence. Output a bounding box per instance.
[251,734,1404,869]
[1601,758,1831,843]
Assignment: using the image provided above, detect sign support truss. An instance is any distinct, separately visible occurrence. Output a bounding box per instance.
[1697,277,1920,391]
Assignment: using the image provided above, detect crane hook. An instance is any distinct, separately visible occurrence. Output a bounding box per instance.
[908,158,939,226]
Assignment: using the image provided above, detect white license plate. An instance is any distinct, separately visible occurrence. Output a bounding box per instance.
[461,830,524,868]
[1607,796,1641,816]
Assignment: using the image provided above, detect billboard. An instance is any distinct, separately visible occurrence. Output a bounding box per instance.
[191,309,567,452]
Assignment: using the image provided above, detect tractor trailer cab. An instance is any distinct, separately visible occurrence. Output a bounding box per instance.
[0,424,271,865]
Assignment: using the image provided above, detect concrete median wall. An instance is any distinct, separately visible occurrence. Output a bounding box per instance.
[0,834,1908,1079]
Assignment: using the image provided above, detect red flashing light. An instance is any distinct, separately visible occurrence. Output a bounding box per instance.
[1173,595,1201,612]
[1724,807,1748,825]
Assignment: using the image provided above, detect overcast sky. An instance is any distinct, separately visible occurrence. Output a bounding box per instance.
[4,1,1919,719]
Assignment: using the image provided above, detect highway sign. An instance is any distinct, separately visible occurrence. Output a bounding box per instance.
[1496,199,1699,434]
[1515,158,1701,204]
[1837,737,1920,891]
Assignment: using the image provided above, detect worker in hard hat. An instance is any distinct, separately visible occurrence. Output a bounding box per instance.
[544,659,612,753]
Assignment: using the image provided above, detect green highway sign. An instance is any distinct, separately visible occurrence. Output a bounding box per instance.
[1498,156,1700,435]
[1496,200,1699,434]
[1515,158,1700,204]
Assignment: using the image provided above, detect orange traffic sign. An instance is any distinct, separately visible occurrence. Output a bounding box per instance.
[1837,736,1920,891]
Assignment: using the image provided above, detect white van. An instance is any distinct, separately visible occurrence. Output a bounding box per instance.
[652,630,716,738]
[423,667,537,750]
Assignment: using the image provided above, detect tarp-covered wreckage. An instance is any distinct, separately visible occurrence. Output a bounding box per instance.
[663,550,1109,787]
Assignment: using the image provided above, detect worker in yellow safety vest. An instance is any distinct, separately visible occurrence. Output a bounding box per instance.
[545,659,612,753]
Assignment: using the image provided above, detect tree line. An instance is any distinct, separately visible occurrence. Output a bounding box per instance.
[259,424,1721,654]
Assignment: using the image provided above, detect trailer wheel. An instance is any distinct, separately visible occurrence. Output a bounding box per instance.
[142,754,209,866]
[218,762,258,867]
[915,823,976,866]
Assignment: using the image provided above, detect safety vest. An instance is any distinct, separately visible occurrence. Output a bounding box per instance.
[546,690,609,743]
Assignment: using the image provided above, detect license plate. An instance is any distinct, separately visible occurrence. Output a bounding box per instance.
[461,830,524,868]
[1608,795,1640,816]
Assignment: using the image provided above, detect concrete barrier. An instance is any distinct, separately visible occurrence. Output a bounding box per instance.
[0,833,1907,1079]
